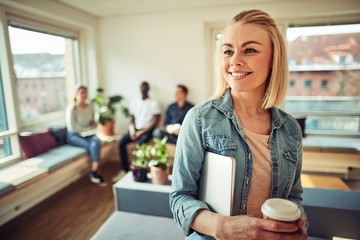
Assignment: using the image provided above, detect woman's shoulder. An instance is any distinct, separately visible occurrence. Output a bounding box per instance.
[66,105,75,112]
[272,107,296,122]
[188,99,216,116]
[272,107,303,138]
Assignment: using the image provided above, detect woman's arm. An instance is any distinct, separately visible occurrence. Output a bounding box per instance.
[66,106,77,133]
[169,107,210,235]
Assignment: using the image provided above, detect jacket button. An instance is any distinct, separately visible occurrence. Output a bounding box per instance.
[273,162,278,167]
[273,186,278,191]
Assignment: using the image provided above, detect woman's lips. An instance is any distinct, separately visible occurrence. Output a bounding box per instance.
[230,72,252,77]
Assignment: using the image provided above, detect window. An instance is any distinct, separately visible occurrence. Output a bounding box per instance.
[0,69,11,159]
[289,80,296,88]
[321,80,329,89]
[286,23,360,136]
[0,10,82,167]
[8,25,79,126]
[305,80,312,89]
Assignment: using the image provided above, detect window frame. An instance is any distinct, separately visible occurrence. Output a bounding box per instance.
[205,14,360,137]
[7,18,81,131]
[284,19,360,137]
[0,5,85,168]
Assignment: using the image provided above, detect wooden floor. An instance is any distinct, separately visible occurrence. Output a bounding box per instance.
[0,161,121,240]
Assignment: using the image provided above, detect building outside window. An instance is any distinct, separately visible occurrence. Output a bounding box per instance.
[286,24,360,135]
[8,26,77,122]
[0,14,81,167]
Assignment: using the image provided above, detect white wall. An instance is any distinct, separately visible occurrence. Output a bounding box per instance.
[99,0,360,133]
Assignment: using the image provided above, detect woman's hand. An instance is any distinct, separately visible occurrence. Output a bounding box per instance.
[215,215,307,240]
[191,210,307,240]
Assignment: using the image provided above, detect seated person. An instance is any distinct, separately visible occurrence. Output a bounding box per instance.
[117,81,161,174]
[66,85,106,186]
[154,84,193,144]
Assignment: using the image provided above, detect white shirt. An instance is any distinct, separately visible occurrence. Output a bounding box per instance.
[129,98,161,129]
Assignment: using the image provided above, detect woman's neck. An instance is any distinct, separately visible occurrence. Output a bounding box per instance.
[231,90,265,116]
[76,101,87,109]
[231,89,271,135]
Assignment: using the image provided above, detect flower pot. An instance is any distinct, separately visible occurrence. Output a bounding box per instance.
[100,120,115,136]
[130,165,148,182]
[150,167,169,185]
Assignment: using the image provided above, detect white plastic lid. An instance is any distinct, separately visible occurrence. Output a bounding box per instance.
[261,198,301,221]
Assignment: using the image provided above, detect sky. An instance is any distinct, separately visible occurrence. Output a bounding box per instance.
[8,26,65,55]
[287,23,360,41]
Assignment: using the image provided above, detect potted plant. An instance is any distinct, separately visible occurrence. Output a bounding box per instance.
[91,87,128,136]
[130,143,152,182]
[148,136,170,185]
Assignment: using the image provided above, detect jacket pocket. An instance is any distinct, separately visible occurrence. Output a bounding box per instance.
[283,149,298,164]
[204,136,237,153]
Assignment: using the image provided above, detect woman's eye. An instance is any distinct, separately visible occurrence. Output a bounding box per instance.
[244,48,257,54]
[223,50,233,55]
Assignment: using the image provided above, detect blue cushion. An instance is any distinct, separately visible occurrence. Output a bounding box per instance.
[0,182,15,197]
[90,211,184,240]
[48,145,87,159]
[34,145,87,172]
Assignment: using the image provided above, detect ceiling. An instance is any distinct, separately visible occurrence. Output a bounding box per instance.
[57,0,283,18]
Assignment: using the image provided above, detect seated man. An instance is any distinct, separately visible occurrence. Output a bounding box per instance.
[118,81,161,173]
[154,84,193,144]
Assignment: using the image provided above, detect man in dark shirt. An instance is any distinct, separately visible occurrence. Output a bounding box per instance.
[154,84,193,144]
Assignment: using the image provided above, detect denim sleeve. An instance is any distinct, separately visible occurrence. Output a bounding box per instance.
[289,131,309,230]
[169,106,210,236]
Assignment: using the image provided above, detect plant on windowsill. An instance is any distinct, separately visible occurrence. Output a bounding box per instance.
[130,143,152,182]
[91,87,129,136]
[148,136,169,185]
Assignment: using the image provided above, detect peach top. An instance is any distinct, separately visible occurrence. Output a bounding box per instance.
[243,127,272,217]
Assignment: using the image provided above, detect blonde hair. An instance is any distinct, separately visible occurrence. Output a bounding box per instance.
[211,9,288,109]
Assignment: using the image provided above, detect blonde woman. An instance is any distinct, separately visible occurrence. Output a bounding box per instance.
[66,86,105,186]
[170,10,307,239]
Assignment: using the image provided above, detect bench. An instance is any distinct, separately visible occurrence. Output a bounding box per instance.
[0,127,118,226]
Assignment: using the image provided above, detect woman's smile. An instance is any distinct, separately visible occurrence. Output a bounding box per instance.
[229,71,252,78]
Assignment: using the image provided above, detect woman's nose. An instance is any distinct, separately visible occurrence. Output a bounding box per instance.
[230,51,245,66]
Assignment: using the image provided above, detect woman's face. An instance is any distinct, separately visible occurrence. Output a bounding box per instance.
[221,23,273,94]
[76,88,88,102]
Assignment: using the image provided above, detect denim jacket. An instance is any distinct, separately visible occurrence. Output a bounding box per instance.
[169,89,306,239]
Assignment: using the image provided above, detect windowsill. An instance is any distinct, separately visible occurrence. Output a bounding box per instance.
[303,135,360,153]
[0,154,22,169]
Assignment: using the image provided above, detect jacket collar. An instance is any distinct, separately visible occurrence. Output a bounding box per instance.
[211,88,288,129]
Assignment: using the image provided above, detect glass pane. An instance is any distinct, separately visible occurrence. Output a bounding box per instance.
[305,116,359,134]
[0,67,8,132]
[8,26,78,120]
[285,24,360,135]
[0,138,11,158]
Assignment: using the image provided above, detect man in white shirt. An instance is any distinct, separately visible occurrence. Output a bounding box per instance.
[118,81,161,173]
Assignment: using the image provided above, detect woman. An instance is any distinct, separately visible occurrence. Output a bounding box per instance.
[169,9,307,239]
[66,86,105,186]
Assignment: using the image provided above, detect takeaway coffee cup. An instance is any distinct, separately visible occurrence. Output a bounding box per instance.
[261,198,301,223]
